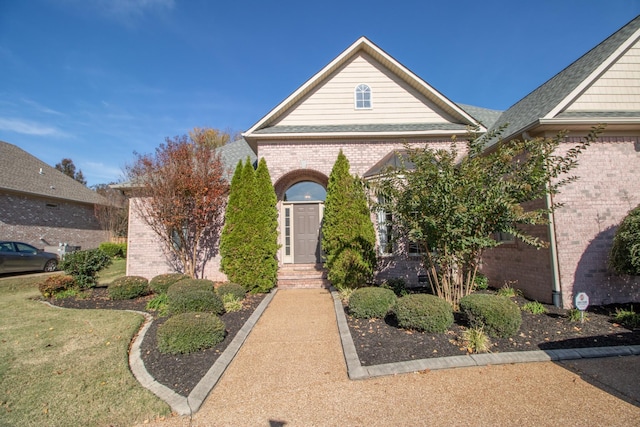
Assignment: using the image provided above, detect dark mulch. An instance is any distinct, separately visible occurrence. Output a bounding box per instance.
[45,286,640,396]
[345,290,640,366]
[46,287,265,397]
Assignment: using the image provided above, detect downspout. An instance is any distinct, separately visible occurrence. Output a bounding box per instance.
[546,191,562,307]
[524,131,561,307]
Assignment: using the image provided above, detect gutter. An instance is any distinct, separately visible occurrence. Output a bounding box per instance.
[546,190,562,307]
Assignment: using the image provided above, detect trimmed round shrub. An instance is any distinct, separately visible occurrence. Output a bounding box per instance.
[156,312,226,354]
[348,286,397,319]
[459,294,522,338]
[167,279,224,315]
[149,273,189,294]
[393,294,454,333]
[609,204,640,275]
[108,276,149,300]
[168,278,214,294]
[39,275,76,298]
[216,282,246,300]
[59,248,112,289]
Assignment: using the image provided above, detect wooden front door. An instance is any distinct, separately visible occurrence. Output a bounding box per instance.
[293,203,321,263]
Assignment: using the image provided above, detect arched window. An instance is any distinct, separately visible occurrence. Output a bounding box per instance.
[355,84,372,109]
[284,181,326,202]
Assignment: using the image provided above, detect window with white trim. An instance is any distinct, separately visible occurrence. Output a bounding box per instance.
[376,200,393,255]
[355,84,371,109]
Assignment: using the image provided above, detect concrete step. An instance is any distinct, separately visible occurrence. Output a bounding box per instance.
[277,264,330,289]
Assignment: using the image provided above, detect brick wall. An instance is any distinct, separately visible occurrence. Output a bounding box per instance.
[126,200,227,281]
[553,136,640,307]
[0,191,106,251]
[482,136,640,308]
[481,200,554,304]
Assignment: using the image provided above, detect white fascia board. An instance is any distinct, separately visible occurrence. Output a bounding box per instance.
[247,129,465,141]
[546,26,640,119]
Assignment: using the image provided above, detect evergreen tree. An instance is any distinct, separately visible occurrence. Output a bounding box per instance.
[220,160,246,282]
[247,158,279,292]
[322,150,377,289]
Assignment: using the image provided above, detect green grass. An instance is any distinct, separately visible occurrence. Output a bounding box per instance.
[96,258,127,285]
[0,273,170,426]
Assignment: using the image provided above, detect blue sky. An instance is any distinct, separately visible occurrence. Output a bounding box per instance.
[1,1,638,187]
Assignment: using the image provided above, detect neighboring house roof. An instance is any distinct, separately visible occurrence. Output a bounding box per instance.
[244,37,487,148]
[0,140,107,205]
[489,15,640,144]
[455,103,503,129]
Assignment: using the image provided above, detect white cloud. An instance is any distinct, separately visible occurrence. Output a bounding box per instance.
[0,118,69,137]
[21,98,65,116]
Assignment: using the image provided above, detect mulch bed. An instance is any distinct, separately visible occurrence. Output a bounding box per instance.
[45,287,640,397]
[345,290,640,366]
[46,287,265,397]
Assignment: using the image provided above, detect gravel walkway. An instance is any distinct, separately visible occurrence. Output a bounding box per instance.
[141,289,640,426]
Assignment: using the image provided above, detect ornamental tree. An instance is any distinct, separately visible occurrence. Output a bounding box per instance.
[126,133,229,278]
[376,125,603,307]
[322,150,377,290]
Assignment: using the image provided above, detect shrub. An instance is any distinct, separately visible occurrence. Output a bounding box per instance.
[522,301,548,315]
[496,283,522,298]
[474,273,489,290]
[216,282,246,300]
[222,293,243,312]
[568,308,587,322]
[459,294,522,338]
[348,287,397,319]
[613,307,640,329]
[393,293,454,333]
[39,275,76,298]
[108,276,149,300]
[149,273,189,295]
[609,204,640,275]
[381,278,408,297]
[98,242,127,258]
[146,293,169,317]
[156,312,226,354]
[59,248,112,289]
[167,279,224,315]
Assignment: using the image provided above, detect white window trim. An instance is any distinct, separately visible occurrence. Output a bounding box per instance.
[354,84,372,110]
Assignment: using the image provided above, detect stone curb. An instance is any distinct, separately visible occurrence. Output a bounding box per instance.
[330,289,640,380]
[128,289,277,416]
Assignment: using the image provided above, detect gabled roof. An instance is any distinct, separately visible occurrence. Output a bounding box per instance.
[244,37,485,145]
[0,140,107,205]
[490,15,640,142]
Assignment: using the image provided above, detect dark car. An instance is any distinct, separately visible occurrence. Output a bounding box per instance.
[0,241,59,274]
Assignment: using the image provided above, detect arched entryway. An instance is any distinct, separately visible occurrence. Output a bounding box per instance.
[274,170,328,265]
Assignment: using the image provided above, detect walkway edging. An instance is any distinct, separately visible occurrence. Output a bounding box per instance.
[330,289,640,380]
[129,289,277,416]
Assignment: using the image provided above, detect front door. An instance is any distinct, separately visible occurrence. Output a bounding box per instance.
[293,203,321,263]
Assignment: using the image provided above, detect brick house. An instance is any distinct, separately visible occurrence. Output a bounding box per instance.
[126,16,640,308]
[0,141,109,254]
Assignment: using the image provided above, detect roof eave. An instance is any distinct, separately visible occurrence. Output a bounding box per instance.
[245,129,468,142]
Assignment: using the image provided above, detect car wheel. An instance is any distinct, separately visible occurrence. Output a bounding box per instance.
[44,259,58,272]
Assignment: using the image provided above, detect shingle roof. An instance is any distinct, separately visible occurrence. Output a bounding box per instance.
[455,104,503,129]
[217,137,257,176]
[0,140,107,205]
[488,15,640,144]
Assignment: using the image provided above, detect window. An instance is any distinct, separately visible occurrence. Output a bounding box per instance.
[355,84,371,109]
[377,207,393,255]
[284,207,291,256]
[494,231,515,244]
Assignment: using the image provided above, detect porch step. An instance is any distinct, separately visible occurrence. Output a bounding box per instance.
[277,264,331,289]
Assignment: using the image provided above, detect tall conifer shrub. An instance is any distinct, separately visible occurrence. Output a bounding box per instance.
[322,150,377,289]
[220,157,279,292]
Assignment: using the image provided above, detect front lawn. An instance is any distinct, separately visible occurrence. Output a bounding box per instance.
[0,274,170,426]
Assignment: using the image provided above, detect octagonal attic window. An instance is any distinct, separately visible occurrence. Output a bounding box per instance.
[355,84,371,109]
